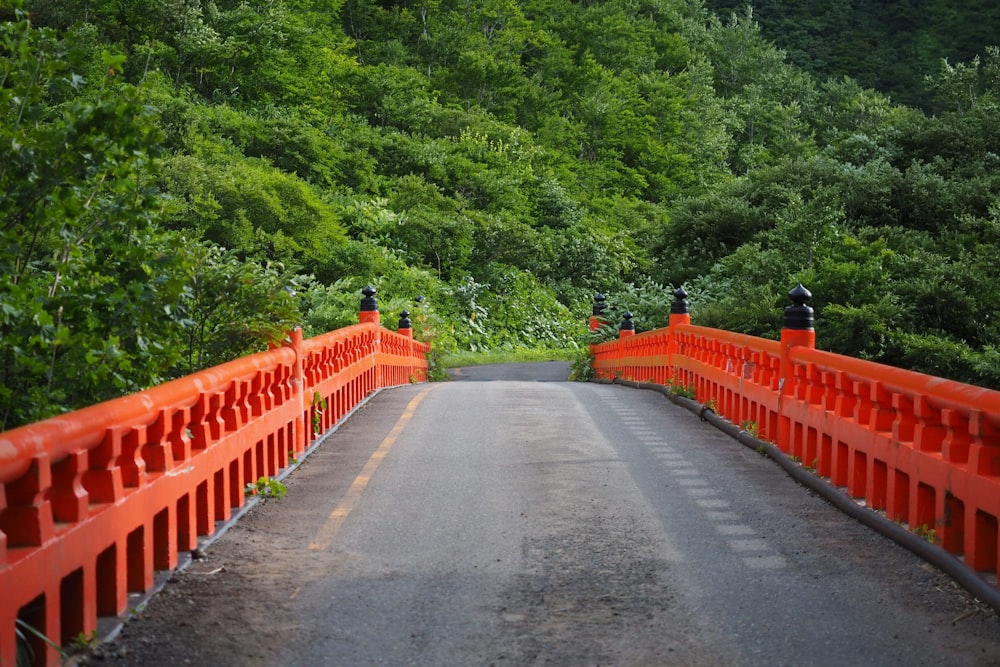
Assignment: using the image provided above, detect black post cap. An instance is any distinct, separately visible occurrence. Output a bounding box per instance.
[360,285,378,312]
[621,311,635,331]
[671,287,689,315]
[593,293,607,316]
[783,284,814,331]
[398,310,412,329]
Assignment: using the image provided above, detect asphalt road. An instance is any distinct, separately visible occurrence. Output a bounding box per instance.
[105,363,1000,666]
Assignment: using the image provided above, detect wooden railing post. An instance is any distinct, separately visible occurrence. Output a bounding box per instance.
[617,311,635,379]
[619,311,635,338]
[778,284,816,452]
[668,287,690,386]
[358,285,380,327]
[589,293,607,332]
[398,310,415,382]
[290,327,307,454]
[397,310,413,339]
[358,285,382,388]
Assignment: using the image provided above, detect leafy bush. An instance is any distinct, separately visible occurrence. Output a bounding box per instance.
[879,332,1000,388]
[172,245,301,376]
[596,279,680,333]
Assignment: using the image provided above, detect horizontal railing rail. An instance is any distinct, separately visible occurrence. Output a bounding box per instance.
[591,286,1000,593]
[1,309,429,666]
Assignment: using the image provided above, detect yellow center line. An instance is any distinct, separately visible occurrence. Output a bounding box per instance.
[308,386,433,551]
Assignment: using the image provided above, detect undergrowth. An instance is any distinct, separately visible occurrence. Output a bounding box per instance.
[440,346,577,369]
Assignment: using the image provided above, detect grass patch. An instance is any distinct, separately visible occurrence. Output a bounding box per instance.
[441,347,577,368]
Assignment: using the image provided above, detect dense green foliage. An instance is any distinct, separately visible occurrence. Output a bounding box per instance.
[704,1,1000,110]
[4,0,1000,427]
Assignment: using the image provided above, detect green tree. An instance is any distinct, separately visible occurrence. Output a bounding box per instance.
[0,10,181,427]
[174,245,301,374]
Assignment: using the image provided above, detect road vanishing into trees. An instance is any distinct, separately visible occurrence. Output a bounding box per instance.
[104,363,1000,666]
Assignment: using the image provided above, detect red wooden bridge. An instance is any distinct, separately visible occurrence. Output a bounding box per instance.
[4,284,1000,665]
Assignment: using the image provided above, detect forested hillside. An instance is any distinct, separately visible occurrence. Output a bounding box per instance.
[705,0,1000,109]
[4,0,1000,429]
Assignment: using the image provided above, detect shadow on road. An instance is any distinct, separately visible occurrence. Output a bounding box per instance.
[446,361,572,382]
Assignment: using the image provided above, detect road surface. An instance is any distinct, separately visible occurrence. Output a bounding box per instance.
[102,363,1000,665]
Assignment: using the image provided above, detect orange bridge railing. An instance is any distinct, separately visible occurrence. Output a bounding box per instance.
[0,288,429,666]
[592,285,1000,593]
